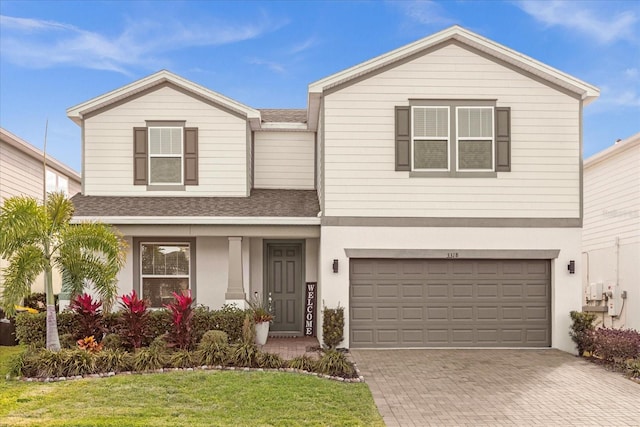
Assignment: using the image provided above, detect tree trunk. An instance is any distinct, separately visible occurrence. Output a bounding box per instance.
[44,264,60,351]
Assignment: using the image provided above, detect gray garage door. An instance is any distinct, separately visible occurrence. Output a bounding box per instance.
[350,259,551,348]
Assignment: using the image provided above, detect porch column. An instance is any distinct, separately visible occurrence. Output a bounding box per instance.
[225,236,246,307]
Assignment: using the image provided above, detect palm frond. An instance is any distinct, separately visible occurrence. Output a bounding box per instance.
[1,245,47,316]
[0,196,47,257]
[46,192,74,233]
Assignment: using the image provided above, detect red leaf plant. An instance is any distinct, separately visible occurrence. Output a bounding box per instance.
[164,290,194,350]
[69,293,105,341]
[119,290,149,349]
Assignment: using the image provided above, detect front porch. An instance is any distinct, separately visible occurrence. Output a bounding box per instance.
[261,336,321,360]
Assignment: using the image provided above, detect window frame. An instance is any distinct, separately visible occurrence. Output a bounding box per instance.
[410,106,451,172]
[45,169,69,195]
[139,241,191,308]
[455,106,495,172]
[147,126,184,186]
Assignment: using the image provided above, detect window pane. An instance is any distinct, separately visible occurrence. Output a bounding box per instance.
[414,107,448,138]
[414,140,448,169]
[142,277,189,308]
[459,140,493,170]
[150,157,182,184]
[142,244,189,275]
[58,176,68,195]
[45,170,57,193]
[458,108,493,138]
[149,128,182,155]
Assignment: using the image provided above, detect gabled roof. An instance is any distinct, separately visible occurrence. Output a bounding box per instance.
[307,25,600,130]
[0,127,80,182]
[585,132,640,168]
[66,70,261,127]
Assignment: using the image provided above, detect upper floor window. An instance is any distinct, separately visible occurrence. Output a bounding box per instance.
[149,127,183,185]
[395,102,511,174]
[456,107,494,171]
[45,169,68,195]
[133,124,198,187]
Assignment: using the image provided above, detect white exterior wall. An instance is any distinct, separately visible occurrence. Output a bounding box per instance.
[582,138,640,330]
[319,226,582,353]
[323,43,580,218]
[0,141,43,202]
[83,85,248,197]
[254,131,315,189]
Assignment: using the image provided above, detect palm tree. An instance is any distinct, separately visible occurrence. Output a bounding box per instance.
[0,192,127,351]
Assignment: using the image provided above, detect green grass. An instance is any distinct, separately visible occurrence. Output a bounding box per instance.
[0,347,383,426]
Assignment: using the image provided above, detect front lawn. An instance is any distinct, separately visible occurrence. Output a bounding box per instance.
[0,346,383,426]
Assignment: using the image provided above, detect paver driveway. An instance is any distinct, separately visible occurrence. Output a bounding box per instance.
[351,349,640,427]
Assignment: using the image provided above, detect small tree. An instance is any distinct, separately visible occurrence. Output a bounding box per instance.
[322,303,344,349]
[0,193,127,351]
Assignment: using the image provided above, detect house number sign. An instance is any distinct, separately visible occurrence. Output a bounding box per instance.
[305,282,317,336]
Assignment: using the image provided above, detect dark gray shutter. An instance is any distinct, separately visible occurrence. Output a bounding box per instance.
[395,106,411,171]
[184,127,198,185]
[495,107,511,172]
[133,127,148,185]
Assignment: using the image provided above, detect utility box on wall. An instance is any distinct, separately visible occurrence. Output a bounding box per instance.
[589,282,603,301]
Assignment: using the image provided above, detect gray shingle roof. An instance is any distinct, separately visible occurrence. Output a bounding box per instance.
[259,109,307,123]
[70,189,320,217]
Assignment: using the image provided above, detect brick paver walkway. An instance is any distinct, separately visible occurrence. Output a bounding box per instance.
[260,337,321,360]
[351,349,640,427]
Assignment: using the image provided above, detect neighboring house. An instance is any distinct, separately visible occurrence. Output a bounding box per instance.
[582,133,640,331]
[67,26,599,353]
[0,127,82,294]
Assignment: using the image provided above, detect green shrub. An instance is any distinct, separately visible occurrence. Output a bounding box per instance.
[6,348,29,378]
[287,355,318,372]
[626,358,640,378]
[103,311,123,334]
[32,349,65,377]
[146,309,172,343]
[101,333,123,350]
[197,330,229,366]
[150,334,168,352]
[132,348,167,372]
[191,306,216,343]
[322,304,344,349]
[316,349,356,378]
[59,333,77,349]
[210,305,247,343]
[62,349,97,376]
[230,343,259,367]
[15,312,46,346]
[257,352,284,369]
[23,292,58,312]
[95,349,132,373]
[200,330,229,346]
[569,311,598,356]
[169,350,196,368]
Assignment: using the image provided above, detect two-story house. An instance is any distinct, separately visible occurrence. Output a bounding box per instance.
[68,26,599,352]
[0,127,82,294]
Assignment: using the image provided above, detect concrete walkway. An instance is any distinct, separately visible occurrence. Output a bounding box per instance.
[351,349,640,427]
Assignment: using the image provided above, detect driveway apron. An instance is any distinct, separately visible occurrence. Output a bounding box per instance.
[351,349,640,427]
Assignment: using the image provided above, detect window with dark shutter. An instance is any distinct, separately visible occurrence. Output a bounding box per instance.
[133,127,148,185]
[395,106,411,171]
[184,127,198,185]
[495,107,511,172]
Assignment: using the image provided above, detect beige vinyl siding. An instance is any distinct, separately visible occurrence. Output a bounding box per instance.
[583,144,640,250]
[323,43,580,218]
[0,141,44,202]
[83,85,248,196]
[253,131,315,189]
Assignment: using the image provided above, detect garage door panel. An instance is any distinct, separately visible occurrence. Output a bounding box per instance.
[350,259,551,348]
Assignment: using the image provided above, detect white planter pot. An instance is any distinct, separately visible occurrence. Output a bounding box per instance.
[254,321,270,345]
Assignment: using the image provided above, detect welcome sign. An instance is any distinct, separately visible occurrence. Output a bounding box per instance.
[305,282,317,336]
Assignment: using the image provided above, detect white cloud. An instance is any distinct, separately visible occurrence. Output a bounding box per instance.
[0,14,286,74]
[624,68,639,78]
[288,37,318,55]
[517,1,638,44]
[393,0,455,26]
[248,58,286,74]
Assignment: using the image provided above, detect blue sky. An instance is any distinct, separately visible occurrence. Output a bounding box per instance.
[1,0,638,172]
